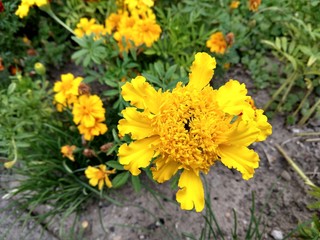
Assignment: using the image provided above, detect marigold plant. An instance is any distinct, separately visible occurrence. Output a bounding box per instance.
[117,52,272,212]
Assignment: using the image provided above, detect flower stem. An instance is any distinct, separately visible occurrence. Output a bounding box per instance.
[41,6,74,35]
[275,144,316,188]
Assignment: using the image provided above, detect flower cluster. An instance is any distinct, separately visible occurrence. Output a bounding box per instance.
[117,52,272,212]
[53,73,107,141]
[105,0,161,51]
[15,0,48,18]
[74,18,107,39]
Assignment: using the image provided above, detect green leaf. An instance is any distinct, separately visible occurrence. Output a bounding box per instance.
[106,160,124,170]
[112,171,130,188]
[131,175,141,192]
[7,83,16,95]
[103,89,119,97]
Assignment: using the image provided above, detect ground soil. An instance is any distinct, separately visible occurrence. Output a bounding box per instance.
[1,64,319,240]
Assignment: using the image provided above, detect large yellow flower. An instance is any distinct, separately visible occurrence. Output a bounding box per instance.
[117,52,272,212]
[72,94,106,128]
[53,73,83,111]
[85,165,116,190]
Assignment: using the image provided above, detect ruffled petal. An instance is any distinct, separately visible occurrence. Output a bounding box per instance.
[121,76,161,114]
[118,107,154,140]
[188,52,216,91]
[118,136,160,175]
[253,109,272,141]
[216,80,254,118]
[152,157,180,183]
[225,120,260,146]
[176,169,205,212]
[218,145,259,180]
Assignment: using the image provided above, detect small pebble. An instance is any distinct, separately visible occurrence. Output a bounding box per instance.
[271,229,283,240]
[280,170,291,181]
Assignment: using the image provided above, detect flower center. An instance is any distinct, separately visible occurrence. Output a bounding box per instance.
[153,85,231,173]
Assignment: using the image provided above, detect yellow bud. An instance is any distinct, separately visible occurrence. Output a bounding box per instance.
[34,62,46,75]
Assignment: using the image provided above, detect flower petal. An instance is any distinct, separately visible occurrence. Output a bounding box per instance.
[98,179,104,190]
[226,120,260,146]
[218,145,259,180]
[253,109,272,141]
[152,157,180,183]
[118,107,154,140]
[216,80,254,118]
[121,76,161,114]
[188,52,216,91]
[118,136,160,175]
[104,176,113,188]
[176,169,204,212]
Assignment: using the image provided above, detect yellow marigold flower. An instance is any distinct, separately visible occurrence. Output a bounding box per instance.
[105,11,123,34]
[125,0,154,10]
[34,0,47,7]
[249,0,261,11]
[61,145,77,161]
[72,95,106,128]
[15,0,48,18]
[74,18,106,39]
[78,118,108,141]
[133,18,161,47]
[15,3,30,18]
[53,73,83,111]
[206,32,227,54]
[85,165,116,190]
[117,52,272,212]
[230,1,240,9]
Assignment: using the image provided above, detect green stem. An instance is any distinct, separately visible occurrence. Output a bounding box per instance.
[263,71,298,110]
[41,6,74,35]
[275,144,316,188]
[298,98,320,126]
[292,86,313,117]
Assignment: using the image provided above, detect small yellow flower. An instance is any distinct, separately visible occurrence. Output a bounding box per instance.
[15,0,48,18]
[230,1,240,9]
[53,73,83,111]
[15,3,30,18]
[206,32,227,54]
[74,18,107,39]
[72,94,106,128]
[117,52,272,212]
[133,18,162,47]
[78,118,108,141]
[85,165,116,190]
[61,145,77,161]
[249,0,261,12]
